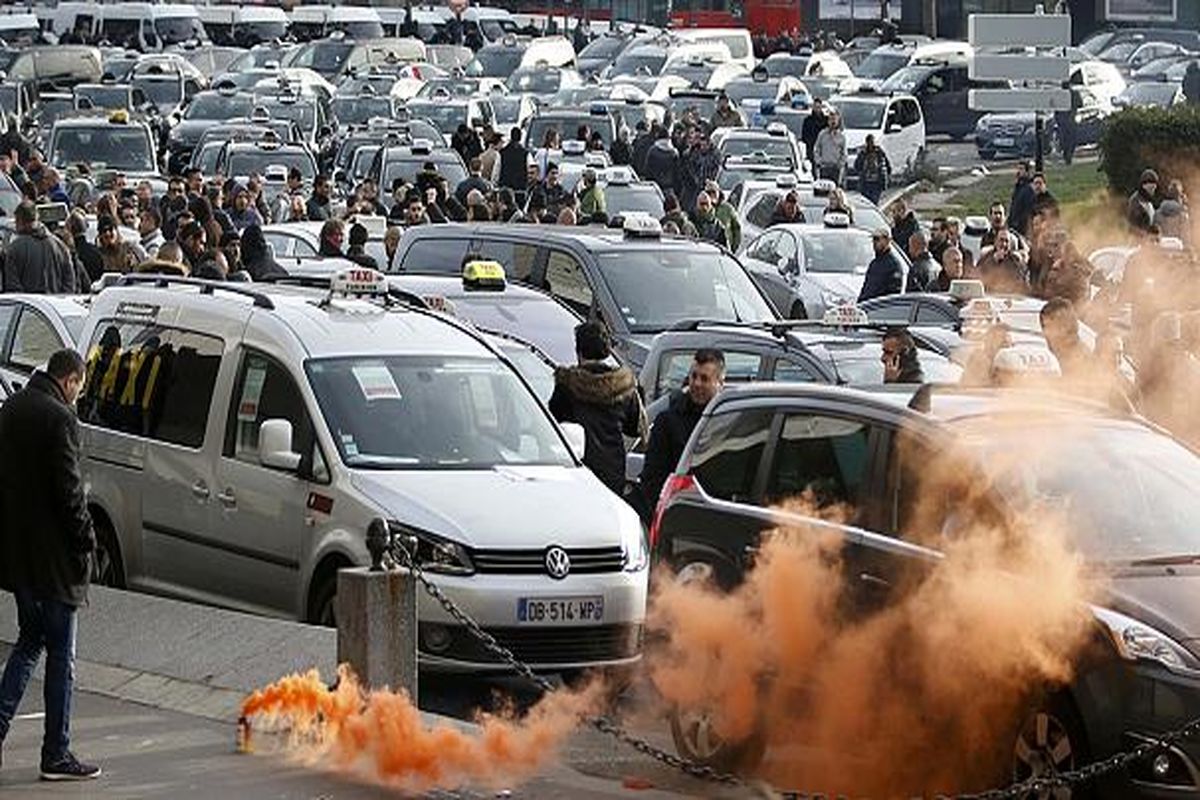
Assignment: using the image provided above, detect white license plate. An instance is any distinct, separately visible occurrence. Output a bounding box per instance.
[517,596,604,625]
[993,136,1015,147]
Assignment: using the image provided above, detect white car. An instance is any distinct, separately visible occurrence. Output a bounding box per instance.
[77,271,649,672]
[0,295,90,395]
[830,91,925,176]
[714,124,810,183]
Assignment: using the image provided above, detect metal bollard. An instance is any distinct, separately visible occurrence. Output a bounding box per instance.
[336,521,418,696]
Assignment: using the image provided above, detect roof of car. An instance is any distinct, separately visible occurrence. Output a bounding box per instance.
[403,221,728,254]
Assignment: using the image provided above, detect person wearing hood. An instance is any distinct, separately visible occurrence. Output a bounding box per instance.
[240,225,288,281]
[96,214,139,274]
[3,202,78,293]
[643,128,680,197]
[227,183,264,231]
[1127,169,1159,233]
[548,321,646,497]
[346,223,378,269]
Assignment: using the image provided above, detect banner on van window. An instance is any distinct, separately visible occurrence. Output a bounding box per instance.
[818,0,902,21]
[1106,0,1176,21]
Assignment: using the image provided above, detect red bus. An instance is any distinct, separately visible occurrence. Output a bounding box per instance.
[670,0,801,37]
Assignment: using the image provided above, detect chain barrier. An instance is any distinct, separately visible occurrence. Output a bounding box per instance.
[386,528,1200,798]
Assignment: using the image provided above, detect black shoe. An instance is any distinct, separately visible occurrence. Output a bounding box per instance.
[40,752,101,781]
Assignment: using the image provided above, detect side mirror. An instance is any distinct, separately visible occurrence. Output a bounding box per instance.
[560,421,587,461]
[259,418,302,471]
[777,256,792,274]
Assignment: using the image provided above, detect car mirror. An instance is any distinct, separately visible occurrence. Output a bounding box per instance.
[560,421,587,461]
[777,256,793,274]
[259,418,302,471]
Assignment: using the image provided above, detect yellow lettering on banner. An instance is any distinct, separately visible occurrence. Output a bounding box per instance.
[119,351,148,407]
[99,349,123,402]
[141,355,162,412]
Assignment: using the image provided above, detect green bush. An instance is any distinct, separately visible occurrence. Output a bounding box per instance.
[1099,105,1200,196]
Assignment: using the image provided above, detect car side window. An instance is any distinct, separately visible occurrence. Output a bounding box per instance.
[864,299,913,324]
[79,321,223,449]
[775,232,798,268]
[225,350,325,480]
[0,304,18,360]
[476,240,538,283]
[10,309,60,371]
[748,230,780,262]
[544,249,594,315]
[688,408,774,504]
[899,99,921,127]
[263,233,296,258]
[772,358,819,383]
[398,237,470,275]
[764,414,871,511]
[747,194,779,229]
[914,303,957,325]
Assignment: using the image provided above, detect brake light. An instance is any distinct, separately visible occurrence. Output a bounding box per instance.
[648,473,696,551]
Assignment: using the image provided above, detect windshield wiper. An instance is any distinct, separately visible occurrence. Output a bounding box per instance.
[1123,553,1200,567]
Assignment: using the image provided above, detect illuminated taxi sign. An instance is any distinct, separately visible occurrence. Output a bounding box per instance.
[774,173,798,189]
[462,260,507,291]
[331,268,388,297]
[822,211,851,229]
[822,304,869,326]
[562,139,586,156]
[949,279,985,301]
[622,212,662,239]
[108,109,129,124]
[765,121,787,137]
[605,167,633,186]
[992,345,1062,377]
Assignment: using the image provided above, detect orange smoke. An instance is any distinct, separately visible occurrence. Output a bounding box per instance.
[241,664,601,791]
[648,439,1101,796]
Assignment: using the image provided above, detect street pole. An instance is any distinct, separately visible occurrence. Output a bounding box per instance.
[1034,112,1044,173]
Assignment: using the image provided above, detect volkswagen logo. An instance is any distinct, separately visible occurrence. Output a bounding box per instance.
[545,546,571,580]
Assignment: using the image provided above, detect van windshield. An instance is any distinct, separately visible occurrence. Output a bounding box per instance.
[156,16,206,44]
[306,356,573,469]
[854,50,909,80]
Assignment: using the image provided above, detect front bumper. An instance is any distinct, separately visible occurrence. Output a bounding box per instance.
[416,568,648,673]
[975,130,1037,159]
[1074,659,1200,798]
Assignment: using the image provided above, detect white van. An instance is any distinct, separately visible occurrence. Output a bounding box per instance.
[197,5,289,48]
[96,3,207,52]
[77,272,649,672]
[47,2,100,43]
[672,28,755,73]
[521,35,577,69]
[0,13,42,47]
[288,6,384,42]
[855,40,973,89]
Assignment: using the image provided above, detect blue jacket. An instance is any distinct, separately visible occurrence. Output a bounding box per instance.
[858,249,905,303]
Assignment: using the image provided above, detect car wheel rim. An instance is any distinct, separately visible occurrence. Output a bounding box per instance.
[679,708,724,760]
[1013,710,1075,800]
[93,541,116,586]
[676,561,714,586]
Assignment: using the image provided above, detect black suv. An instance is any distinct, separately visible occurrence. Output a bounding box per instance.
[651,382,1200,796]
[391,221,779,371]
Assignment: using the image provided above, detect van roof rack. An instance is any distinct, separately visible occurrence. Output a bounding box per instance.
[116,274,275,309]
[256,273,429,309]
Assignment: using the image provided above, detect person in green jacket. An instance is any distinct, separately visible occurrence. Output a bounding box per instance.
[577,168,607,223]
[705,180,741,252]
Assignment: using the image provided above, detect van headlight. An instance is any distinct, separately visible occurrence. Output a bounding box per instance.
[1094,607,1200,675]
[413,531,475,576]
[622,524,648,572]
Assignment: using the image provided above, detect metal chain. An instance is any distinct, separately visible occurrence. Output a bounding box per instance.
[387,530,1200,798]
[387,532,745,787]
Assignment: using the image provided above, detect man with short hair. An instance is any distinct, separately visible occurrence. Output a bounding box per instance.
[496,127,529,199]
[0,348,100,782]
[858,228,905,302]
[137,207,165,260]
[549,321,646,497]
[404,194,430,227]
[905,230,940,293]
[976,229,1029,295]
[710,93,744,130]
[641,349,725,510]
[183,167,204,198]
[577,168,606,222]
[692,190,728,248]
[307,175,333,222]
[936,245,964,291]
[800,97,828,174]
[980,201,1022,251]
[531,163,569,218]
[1040,297,1088,380]
[882,329,924,384]
[4,202,77,293]
[455,157,491,206]
[1030,172,1059,224]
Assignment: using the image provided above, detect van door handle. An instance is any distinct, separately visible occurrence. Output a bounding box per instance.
[191,482,210,500]
[216,489,237,509]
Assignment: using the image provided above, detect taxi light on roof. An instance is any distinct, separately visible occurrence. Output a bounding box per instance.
[758,98,776,114]
[822,304,869,327]
[108,109,129,124]
[250,106,271,123]
[410,139,433,154]
[949,279,985,301]
[812,178,835,196]
[584,153,608,168]
[331,268,388,297]
[822,211,851,228]
[992,345,1062,377]
[605,167,632,186]
[589,102,608,115]
[765,121,787,136]
[774,173,798,189]
[623,212,661,239]
[562,139,586,156]
[462,260,507,291]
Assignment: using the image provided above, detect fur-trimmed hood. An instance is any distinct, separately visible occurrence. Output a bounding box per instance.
[553,363,638,406]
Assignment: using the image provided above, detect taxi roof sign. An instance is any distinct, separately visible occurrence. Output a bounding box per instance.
[822,211,851,229]
[949,279,985,301]
[623,212,662,239]
[822,304,869,327]
[812,178,835,196]
[463,260,507,291]
[330,267,388,297]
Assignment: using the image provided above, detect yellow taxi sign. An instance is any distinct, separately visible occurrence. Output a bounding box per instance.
[108,109,129,124]
[463,260,506,291]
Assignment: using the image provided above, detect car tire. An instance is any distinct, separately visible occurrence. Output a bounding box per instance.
[308,574,339,628]
[1011,692,1092,798]
[92,517,126,589]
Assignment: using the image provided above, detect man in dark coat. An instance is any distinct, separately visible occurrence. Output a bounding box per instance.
[1009,161,1036,237]
[3,201,78,293]
[1126,168,1159,233]
[801,98,829,173]
[641,348,725,513]
[0,349,100,781]
[549,322,646,496]
[497,127,529,198]
[239,225,289,281]
[905,230,941,293]
[889,198,919,253]
[858,228,905,302]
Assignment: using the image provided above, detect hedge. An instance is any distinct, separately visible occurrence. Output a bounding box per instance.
[1099,105,1200,196]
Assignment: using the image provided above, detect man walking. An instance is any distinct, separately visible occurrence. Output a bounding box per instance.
[0,349,99,781]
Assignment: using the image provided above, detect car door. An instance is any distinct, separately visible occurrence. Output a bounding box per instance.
[0,302,25,391]
[895,98,924,170]
[915,69,951,136]
[210,349,326,615]
[6,304,66,392]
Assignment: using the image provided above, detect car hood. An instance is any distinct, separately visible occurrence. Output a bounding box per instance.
[1104,567,1200,652]
[350,466,631,549]
[807,271,864,299]
[171,119,221,146]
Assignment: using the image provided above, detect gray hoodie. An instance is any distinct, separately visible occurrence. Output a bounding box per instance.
[3,223,78,293]
[813,127,847,170]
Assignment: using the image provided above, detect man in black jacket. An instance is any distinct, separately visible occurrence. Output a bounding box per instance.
[0,349,100,781]
[858,228,905,302]
[641,348,725,513]
[549,322,646,497]
[497,127,529,199]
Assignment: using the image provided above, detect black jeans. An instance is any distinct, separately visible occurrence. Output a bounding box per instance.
[0,589,77,763]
